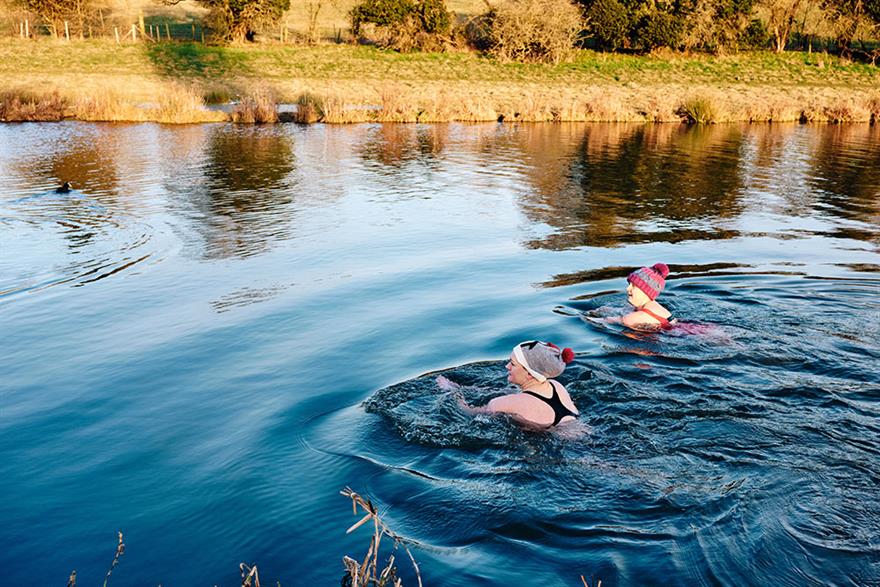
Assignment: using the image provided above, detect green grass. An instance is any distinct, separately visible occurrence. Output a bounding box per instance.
[1,39,877,88]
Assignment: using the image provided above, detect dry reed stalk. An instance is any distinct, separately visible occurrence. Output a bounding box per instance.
[867,95,880,123]
[240,562,261,587]
[341,487,421,587]
[102,531,125,587]
[233,89,278,124]
[73,92,145,122]
[294,92,324,123]
[156,83,224,124]
[0,90,67,121]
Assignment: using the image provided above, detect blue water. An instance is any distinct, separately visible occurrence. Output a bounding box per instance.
[1,122,879,586]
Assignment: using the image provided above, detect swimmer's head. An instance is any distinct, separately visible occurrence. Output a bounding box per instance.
[510,341,575,383]
[627,263,669,302]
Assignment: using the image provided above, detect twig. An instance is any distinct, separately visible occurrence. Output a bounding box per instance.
[102,532,125,587]
[340,487,423,587]
[240,562,261,587]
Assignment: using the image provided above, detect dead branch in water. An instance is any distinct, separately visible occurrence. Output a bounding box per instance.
[240,562,261,587]
[102,531,125,587]
[340,487,422,587]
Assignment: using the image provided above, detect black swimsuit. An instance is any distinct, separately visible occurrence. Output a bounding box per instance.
[522,381,578,426]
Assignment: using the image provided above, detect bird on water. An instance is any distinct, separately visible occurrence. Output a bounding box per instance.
[55,182,71,193]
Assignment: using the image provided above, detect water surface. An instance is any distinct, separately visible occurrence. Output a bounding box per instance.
[1,121,879,586]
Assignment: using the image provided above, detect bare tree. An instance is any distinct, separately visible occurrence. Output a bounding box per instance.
[761,0,804,51]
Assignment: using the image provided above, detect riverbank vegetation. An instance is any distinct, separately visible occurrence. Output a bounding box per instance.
[0,0,878,123]
[0,38,877,123]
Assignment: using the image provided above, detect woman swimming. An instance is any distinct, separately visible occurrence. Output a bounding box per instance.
[447,340,579,429]
[611,263,676,331]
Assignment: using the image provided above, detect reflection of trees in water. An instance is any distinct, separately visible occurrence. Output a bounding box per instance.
[513,124,748,249]
[808,125,880,228]
[359,124,448,169]
[16,126,122,251]
[181,126,298,259]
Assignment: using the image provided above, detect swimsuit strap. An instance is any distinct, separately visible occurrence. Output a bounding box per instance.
[637,306,673,328]
[522,381,577,427]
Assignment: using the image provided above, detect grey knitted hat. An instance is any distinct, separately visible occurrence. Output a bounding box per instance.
[512,341,575,382]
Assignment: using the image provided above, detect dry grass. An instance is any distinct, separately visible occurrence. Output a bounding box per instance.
[293,92,324,123]
[0,90,67,121]
[157,83,225,123]
[71,85,226,123]
[232,89,278,123]
[341,487,422,587]
[677,95,719,124]
[0,39,878,124]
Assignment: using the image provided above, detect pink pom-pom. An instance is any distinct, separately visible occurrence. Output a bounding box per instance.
[652,263,670,278]
[561,348,575,364]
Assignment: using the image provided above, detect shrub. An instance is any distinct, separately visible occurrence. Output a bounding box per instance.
[487,0,583,63]
[584,0,631,51]
[739,18,769,49]
[461,11,494,51]
[633,9,683,51]
[350,0,451,50]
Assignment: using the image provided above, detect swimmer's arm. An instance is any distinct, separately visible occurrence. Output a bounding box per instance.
[621,311,650,328]
[484,394,529,417]
[455,393,521,416]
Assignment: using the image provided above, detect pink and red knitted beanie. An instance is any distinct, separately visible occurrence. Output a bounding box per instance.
[627,263,669,301]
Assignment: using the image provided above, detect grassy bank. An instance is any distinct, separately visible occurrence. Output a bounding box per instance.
[1,38,879,123]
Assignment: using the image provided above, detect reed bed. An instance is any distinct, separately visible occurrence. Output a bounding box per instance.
[3,79,880,125]
[0,90,67,121]
[232,88,279,123]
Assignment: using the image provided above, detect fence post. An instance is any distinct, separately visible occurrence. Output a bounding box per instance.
[165,22,170,40]
[115,26,119,43]
[191,22,195,41]
[25,18,29,38]
[64,20,70,40]
[138,11,145,38]
[131,23,137,42]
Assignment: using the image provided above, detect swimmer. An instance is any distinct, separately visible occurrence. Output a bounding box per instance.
[608,263,676,331]
[447,340,579,429]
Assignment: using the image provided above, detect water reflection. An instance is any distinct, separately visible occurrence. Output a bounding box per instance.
[168,125,298,259]
[515,124,747,249]
[359,124,448,169]
[809,125,880,226]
